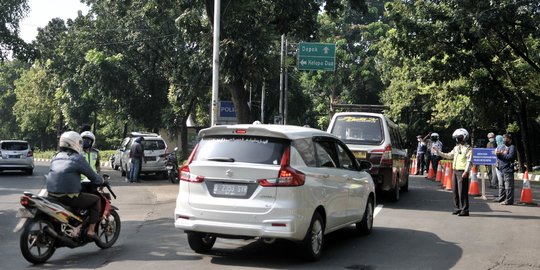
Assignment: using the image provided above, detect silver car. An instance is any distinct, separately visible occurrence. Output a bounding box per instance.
[0,140,34,175]
[119,133,168,178]
[174,124,375,261]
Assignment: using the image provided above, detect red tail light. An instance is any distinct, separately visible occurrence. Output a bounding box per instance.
[27,150,33,157]
[179,144,204,182]
[20,196,31,206]
[372,145,393,166]
[259,146,305,187]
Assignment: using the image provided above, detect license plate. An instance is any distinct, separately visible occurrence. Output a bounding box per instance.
[353,151,367,159]
[9,155,21,159]
[16,208,34,218]
[145,157,156,162]
[213,184,248,196]
[166,165,174,170]
[13,218,28,233]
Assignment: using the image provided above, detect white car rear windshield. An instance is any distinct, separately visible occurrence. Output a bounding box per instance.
[1,142,29,150]
[194,136,288,165]
[330,115,384,145]
[142,140,166,150]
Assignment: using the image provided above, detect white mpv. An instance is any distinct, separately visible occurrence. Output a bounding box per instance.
[174,124,376,260]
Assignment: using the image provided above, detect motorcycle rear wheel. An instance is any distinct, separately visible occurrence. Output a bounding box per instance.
[20,218,56,264]
[95,210,121,249]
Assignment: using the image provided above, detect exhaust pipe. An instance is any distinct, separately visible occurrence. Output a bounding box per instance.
[44,226,78,248]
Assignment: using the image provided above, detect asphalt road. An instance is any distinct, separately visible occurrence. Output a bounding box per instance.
[1,162,539,269]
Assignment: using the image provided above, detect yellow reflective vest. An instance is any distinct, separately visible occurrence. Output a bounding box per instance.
[81,149,100,180]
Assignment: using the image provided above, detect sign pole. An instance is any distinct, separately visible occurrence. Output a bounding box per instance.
[210,0,221,126]
[481,171,487,200]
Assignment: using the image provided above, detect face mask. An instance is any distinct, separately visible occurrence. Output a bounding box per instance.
[504,140,511,146]
[489,138,495,142]
[431,137,438,142]
[455,136,464,143]
[83,140,92,149]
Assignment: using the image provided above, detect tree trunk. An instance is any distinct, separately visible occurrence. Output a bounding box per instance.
[515,92,532,172]
[229,78,253,124]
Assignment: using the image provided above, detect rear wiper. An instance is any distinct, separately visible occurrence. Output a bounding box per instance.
[206,157,235,162]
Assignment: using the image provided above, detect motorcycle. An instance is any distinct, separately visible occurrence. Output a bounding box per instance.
[13,175,121,264]
[165,147,179,183]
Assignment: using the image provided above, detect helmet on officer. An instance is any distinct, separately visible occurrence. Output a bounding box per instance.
[430,132,439,141]
[59,131,83,154]
[81,131,95,149]
[452,128,469,143]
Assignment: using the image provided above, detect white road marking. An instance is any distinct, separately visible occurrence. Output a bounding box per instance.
[374,204,383,217]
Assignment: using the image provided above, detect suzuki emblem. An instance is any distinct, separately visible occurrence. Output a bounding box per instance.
[225,169,233,177]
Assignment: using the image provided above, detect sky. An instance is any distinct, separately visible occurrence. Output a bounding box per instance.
[19,0,90,43]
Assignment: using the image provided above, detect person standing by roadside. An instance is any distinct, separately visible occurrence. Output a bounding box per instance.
[128,137,146,183]
[435,128,473,216]
[429,133,443,177]
[493,135,505,194]
[495,134,517,205]
[486,132,497,188]
[416,135,427,175]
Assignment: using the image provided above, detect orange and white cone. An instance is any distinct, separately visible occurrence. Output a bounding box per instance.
[445,164,453,191]
[518,171,536,205]
[435,162,443,183]
[468,165,480,196]
[426,162,435,179]
[442,163,449,188]
[410,156,417,175]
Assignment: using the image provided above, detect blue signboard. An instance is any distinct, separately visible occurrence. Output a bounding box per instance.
[219,101,236,118]
[472,148,497,165]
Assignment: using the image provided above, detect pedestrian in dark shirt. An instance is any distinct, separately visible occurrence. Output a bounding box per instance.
[128,137,146,183]
[495,134,517,205]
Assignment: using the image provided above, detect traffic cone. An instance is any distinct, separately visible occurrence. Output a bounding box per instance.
[442,163,449,188]
[426,162,435,179]
[411,156,418,174]
[468,165,480,196]
[435,162,443,183]
[445,163,453,191]
[518,171,536,205]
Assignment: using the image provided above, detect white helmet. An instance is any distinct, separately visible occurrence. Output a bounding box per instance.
[452,128,469,142]
[81,131,96,147]
[431,132,439,138]
[59,131,83,154]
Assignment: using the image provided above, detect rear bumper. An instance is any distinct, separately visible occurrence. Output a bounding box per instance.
[0,160,34,170]
[174,213,305,241]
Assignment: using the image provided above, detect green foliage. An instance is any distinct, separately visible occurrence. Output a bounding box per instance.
[0,0,31,61]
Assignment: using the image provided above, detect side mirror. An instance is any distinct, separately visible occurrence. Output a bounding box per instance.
[358,160,373,172]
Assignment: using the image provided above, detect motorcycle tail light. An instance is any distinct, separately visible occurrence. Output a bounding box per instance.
[20,196,31,206]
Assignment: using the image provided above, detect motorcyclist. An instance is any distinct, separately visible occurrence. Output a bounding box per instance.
[80,131,101,178]
[45,131,105,240]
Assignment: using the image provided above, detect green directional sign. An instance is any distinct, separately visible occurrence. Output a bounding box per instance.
[298,42,336,71]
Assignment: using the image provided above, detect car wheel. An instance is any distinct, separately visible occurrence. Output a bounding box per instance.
[120,163,126,176]
[301,212,324,261]
[356,198,374,235]
[187,232,216,253]
[402,176,409,192]
[388,178,400,202]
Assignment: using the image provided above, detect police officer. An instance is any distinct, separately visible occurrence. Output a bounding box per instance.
[429,132,443,177]
[80,131,101,179]
[435,128,472,216]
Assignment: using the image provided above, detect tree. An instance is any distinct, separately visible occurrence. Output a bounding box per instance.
[0,60,27,139]
[0,0,31,61]
[13,62,57,149]
[382,0,540,168]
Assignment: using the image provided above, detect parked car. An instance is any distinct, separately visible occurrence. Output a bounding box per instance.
[327,111,409,201]
[0,140,34,175]
[118,132,168,178]
[112,137,130,171]
[174,124,376,261]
